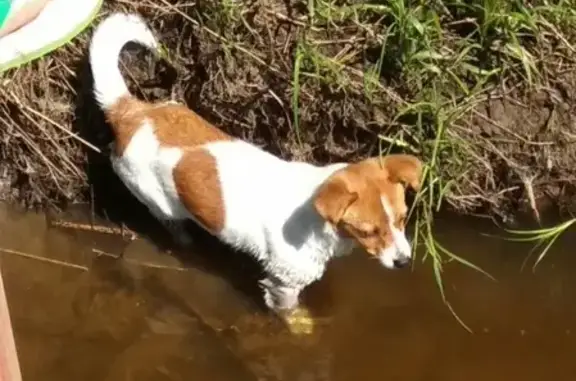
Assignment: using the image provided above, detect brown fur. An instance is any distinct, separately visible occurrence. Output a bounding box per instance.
[373,154,423,191]
[105,96,233,233]
[314,154,422,256]
[105,96,232,157]
[105,95,422,241]
[172,149,226,233]
[367,154,422,229]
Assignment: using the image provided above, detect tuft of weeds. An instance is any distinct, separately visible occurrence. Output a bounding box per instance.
[504,218,576,271]
[1,0,576,325]
[288,0,576,321]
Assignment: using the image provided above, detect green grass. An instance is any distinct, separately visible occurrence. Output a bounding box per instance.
[9,0,576,329]
[138,0,576,329]
[283,0,576,327]
[505,218,576,271]
[132,0,576,313]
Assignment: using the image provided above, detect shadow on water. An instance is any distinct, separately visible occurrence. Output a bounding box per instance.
[2,202,576,381]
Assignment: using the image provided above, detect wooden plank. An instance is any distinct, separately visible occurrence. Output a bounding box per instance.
[0,264,22,381]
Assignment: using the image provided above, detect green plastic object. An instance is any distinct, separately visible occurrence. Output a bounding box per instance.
[0,0,12,29]
[0,0,103,73]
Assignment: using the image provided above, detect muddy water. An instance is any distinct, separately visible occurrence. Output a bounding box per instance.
[1,204,576,381]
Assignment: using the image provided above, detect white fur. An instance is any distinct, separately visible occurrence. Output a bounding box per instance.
[380,197,411,269]
[89,13,159,110]
[89,13,412,314]
[205,141,352,284]
[110,121,187,219]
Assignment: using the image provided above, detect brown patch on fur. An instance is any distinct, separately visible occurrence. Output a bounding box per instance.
[314,162,393,256]
[104,96,233,232]
[172,148,226,234]
[368,154,423,192]
[314,154,422,255]
[105,96,233,156]
[364,154,422,229]
[313,177,359,226]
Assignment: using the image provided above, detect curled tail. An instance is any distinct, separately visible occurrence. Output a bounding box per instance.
[89,13,159,110]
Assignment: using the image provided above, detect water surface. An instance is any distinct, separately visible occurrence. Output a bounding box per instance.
[1,204,575,381]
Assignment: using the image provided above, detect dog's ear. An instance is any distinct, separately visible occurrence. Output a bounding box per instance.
[314,175,358,225]
[381,154,423,191]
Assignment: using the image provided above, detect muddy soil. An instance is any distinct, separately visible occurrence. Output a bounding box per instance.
[1,0,575,223]
[462,76,576,220]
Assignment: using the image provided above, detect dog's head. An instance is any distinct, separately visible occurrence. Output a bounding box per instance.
[314,154,422,269]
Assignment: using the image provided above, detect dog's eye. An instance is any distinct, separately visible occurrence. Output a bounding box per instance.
[398,215,407,226]
[357,230,370,238]
[357,224,377,237]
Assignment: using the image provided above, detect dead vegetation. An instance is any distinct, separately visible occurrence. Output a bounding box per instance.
[1,0,576,226]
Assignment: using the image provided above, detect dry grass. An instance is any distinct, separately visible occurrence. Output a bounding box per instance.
[1,0,576,287]
[0,0,574,209]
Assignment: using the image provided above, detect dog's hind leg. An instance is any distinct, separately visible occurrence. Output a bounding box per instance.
[146,205,194,248]
[162,219,194,248]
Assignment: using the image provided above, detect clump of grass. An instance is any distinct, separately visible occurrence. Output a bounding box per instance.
[504,218,576,270]
[1,0,575,324]
[287,0,576,322]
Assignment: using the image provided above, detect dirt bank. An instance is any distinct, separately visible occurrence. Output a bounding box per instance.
[1,0,575,224]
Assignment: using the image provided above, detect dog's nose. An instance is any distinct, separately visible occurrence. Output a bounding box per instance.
[393,256,411,268]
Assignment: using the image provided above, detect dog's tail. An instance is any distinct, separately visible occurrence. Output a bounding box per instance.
[89,13,159,110]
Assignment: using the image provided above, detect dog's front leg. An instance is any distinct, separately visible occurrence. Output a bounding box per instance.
[259,277,315,335]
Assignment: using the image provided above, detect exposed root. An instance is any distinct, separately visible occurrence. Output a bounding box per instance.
[519,173,541,225]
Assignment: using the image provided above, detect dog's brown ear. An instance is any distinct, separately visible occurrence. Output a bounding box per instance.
[381,154,423,191]
[314,176,358,225]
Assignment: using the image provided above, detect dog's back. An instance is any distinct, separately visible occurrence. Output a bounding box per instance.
[88,13,236,241]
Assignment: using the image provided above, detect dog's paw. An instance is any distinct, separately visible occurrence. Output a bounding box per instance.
[282,307,315,336]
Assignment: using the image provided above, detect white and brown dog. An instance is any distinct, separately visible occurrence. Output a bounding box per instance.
[89,13,422,333]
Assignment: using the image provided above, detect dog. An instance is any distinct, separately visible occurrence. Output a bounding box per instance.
[89,13,423,334]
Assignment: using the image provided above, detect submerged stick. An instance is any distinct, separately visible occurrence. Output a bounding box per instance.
[0,248,88,271]
[92,249,189,272]
[0,264,23,381]
[49,219,138,240]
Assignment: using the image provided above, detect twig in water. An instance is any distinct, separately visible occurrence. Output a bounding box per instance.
[92,249,190,272]
[49,220,138,241]
[0,248,88,271]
